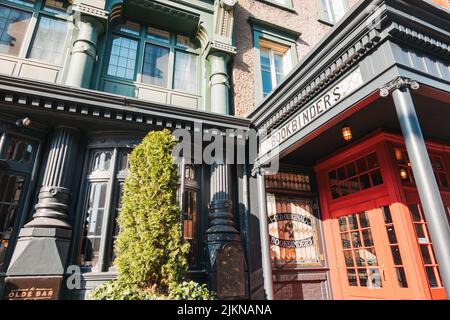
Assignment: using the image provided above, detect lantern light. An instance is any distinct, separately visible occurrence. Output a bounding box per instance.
[342,125,352,141]
[400,168,408,180]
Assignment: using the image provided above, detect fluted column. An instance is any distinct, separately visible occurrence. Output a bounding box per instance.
[4,126,79,300]
[26,127,79,229]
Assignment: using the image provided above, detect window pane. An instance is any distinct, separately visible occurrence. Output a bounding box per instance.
[28,16,69,65]
[274,52,284,86]
[0,5,32,56]
[147,26,170,42]
[174,50,197,93]
[260,47,272,96]
[44,0,69,14]
[142,43,169,87]
[107,35,138,80]
[117,21,140,36]
[5,0,35,7]
[176,35,198,49]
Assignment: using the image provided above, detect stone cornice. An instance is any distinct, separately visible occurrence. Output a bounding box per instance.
[0,75,251,138]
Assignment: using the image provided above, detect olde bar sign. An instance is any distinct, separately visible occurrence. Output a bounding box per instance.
[261,68,363,155]
[4,277,61,300]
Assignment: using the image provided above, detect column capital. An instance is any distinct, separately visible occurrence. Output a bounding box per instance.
[380,76,420,98]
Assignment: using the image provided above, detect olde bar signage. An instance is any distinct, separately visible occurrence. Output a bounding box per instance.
[4,276,61,300]
[261,68,363,155]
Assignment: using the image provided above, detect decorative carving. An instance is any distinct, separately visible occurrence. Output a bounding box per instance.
[379,77,420,98]
[71,40,97,59]
[71,3,108,19]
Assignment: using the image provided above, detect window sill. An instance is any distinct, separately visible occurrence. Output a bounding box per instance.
[317,18,335,27]
[256,0,297,13]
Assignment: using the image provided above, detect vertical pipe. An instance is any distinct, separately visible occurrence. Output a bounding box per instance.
[392,87,450,298]
[256,172,274,300]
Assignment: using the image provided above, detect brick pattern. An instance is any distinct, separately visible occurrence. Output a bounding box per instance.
[232,0,359,116]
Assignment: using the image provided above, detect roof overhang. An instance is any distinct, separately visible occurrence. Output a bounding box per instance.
[122,0,200,37]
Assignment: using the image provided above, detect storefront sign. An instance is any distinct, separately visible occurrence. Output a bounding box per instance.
[261,68,363,155]
[266,194,323,267]
[4,276,61,300]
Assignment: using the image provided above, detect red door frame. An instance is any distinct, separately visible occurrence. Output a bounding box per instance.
[315,130,449,299]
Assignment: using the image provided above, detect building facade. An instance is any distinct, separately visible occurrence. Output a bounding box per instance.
[0,0,449,300]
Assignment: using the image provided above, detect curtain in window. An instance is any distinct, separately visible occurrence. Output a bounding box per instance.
[0,5,32,56]
[173,50,197,93]
[28,16,69,65]
[142,43,169,87]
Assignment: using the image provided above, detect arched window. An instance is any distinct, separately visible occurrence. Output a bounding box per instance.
[0,0,70,65]
[104,20,200,94]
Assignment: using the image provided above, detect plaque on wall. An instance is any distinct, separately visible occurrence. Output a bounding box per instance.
[3,276,62,300]
[266,193,324,268]
[216,243,245,298]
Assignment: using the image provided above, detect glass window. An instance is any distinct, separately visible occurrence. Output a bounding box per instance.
[0,5,32,56]
[28,16,69,65]
[106,22,199,94]
[107,35,138,80]
[0,132,38,271]
[328,153,383,199]
[174,50,197,93]
[142,43,169,87]
[320,0,347,24]
[259,42,289,97]
[43,0,68,13]
[147,26,170,43]
[80,147,201,272]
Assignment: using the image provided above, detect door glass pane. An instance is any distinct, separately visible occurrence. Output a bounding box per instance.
[81,182,108,268]
[339,212,382,288]
[142,43,169,87]
[28,16,69,65]
[90,151,112,172]
[173,50,197,93]
[107,35,138,79]
[0,5,32,56]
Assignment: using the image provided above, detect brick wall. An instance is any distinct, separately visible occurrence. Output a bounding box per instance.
[231,0,359,117]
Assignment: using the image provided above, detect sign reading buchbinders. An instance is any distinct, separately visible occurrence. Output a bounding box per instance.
[260,68,364,156]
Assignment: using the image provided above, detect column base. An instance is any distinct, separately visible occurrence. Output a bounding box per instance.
[3,227,72,300]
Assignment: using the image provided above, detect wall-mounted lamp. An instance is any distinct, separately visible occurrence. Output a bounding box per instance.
[16,117,32,127]
[400,168,409,180]
[342,125,352,141]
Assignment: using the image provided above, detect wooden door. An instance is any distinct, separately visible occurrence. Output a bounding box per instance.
[329,203,420,299]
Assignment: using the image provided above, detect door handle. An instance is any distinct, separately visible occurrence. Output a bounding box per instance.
[381,265,387,281]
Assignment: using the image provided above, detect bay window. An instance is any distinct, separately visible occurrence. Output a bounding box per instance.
[0,0,70,65]
[105,20,200,94]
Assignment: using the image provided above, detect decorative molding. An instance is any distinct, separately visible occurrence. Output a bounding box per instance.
[72,3,109,19]
[379,77,420,97]
[260,28,381,135]
[386,22,450,58]
[71,40,97,59]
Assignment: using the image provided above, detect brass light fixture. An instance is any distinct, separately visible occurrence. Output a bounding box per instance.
[16,117,32,127]
[342,125,352,141]
[400,168,408,180]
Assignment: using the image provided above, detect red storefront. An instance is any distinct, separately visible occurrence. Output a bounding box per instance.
[247,0,450,300]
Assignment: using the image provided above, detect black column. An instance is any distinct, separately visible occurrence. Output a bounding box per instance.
[4,126,79,300]
[206,162,247,299]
